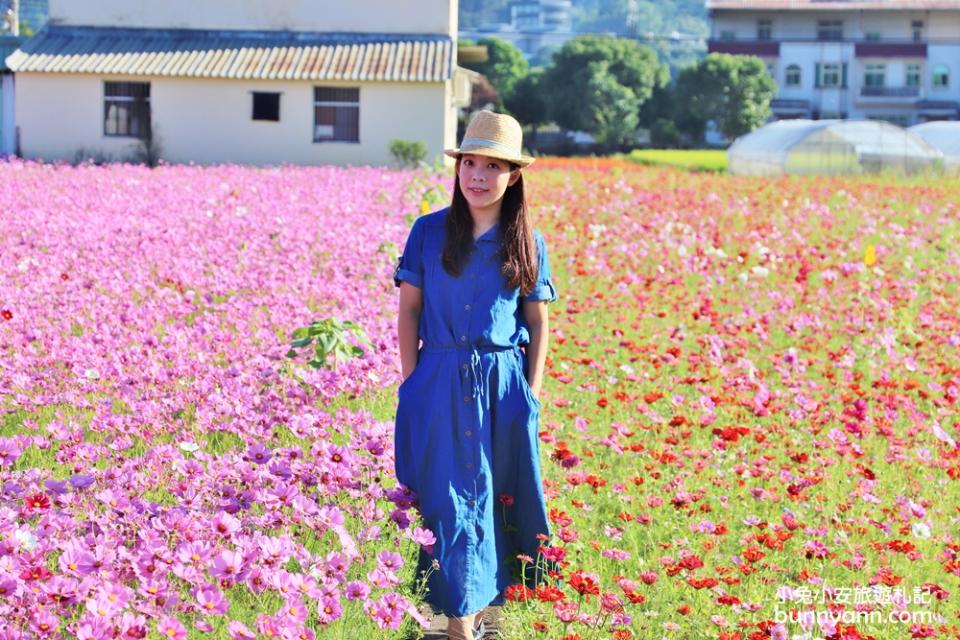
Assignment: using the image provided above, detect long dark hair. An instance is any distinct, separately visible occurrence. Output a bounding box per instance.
[441,161,539,296]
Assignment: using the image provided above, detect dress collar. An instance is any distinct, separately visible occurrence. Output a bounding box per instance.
[474,221,501,244]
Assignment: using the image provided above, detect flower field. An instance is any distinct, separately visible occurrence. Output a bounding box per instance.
[1,157,959,640]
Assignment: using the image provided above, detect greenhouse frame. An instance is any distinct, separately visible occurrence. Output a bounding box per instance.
[727,120,943,176]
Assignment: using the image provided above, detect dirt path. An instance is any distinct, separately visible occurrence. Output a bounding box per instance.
[420,605,503,639]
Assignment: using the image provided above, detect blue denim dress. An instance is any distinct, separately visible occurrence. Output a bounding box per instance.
[393,207,557,617]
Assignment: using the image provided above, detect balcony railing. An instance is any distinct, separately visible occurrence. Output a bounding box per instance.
[860,86,920,97]
[707,40,780,56]
[707,39,929,58]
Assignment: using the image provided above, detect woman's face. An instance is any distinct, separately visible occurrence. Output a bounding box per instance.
[457,153,520,216]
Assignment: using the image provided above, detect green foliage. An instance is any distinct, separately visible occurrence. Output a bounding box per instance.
[388,139,427,169]
[503,68,549,131]
[674,53,777,142]
[625,149,728,172]
[286,318,372,370]
[461,37,529,107]
[541,35,668,147]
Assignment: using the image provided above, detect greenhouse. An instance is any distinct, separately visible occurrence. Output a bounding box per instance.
[727,119,943,176]
[909,121,960,171]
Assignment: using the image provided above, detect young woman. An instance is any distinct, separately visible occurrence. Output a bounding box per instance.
[392,111,557,640]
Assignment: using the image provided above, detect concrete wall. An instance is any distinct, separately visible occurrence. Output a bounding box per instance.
[15,73,456,166]
[48,0,457,36]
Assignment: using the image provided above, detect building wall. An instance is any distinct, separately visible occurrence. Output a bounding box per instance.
[712,8,960,124]
[48,0,457,36]
[15,73,454,166]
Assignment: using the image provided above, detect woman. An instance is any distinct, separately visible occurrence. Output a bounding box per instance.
[393,111,557,639]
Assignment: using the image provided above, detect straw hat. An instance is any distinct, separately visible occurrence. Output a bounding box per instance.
[445,110,535,167]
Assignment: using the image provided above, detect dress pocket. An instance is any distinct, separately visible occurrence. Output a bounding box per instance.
[518,371,542,410]
[398,364,421,395]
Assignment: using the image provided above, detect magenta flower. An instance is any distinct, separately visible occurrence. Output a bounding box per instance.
[316,593,343,624]
[210,549,247,582]
[343,580,370,601]
[408,527,436,547]
[226,621,256,640]
[0,439,22,467]
[29,608,59,636]
[155,615,187,640]
[376,549,403,572]
[246,442,272,465]
[195,584,229,616]
[279,597,309,625]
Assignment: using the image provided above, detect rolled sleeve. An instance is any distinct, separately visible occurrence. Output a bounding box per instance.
[522,231,558,303]
[393,216,426,289]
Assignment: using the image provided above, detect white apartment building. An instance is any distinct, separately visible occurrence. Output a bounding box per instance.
[5,0,469,166]
[707,0,960,125]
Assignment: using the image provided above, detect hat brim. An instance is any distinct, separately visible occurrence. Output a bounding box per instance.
[445,147,535,168]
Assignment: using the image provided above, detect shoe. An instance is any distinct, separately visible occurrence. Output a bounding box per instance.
[473,620,486,640]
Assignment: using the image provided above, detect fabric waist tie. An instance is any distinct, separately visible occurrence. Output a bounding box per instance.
[420,343,522,401]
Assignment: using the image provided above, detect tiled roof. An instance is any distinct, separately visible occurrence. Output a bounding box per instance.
[0,35,25,72]
[707,0,960,8]
[5,26,454,82]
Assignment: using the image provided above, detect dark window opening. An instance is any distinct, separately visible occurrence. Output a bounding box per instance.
[252,92,281,121]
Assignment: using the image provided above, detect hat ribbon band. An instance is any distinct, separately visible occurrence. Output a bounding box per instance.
[459,137,520,157]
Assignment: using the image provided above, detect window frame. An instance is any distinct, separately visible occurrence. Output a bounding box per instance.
[816,20,843,41]
[820,63,842,88]
[863,63,886,88]
[252,91,281,122]
[756,19,772,41]
[933,64,950,89]
[103,81,151,140]
[313,87,360,143]
[906,63,921,88]
[911,20,924,43]
[785,64,801,87]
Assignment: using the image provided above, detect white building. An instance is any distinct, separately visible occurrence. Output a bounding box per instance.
[460,0,577,62]
[5,0,470,166]
[707,0,960,125]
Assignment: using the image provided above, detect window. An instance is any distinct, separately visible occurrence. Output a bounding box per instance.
[766,62,775,78]
[818,63,842,88]
[720,30,736,41]
[864,64,885,88]
[104,82,151,139]
[933,64,949,88]
[817,20,843,41]
[757,19,772,41]
[864,32,881,41]
[785,64,801,87]
[906,64,921,88]
[252,92,280,122]
[912,20,924,43]
[313,87,359,142]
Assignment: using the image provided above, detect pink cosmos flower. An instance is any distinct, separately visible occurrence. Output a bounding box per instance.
[226,620,256,640]
[155,615,187,640]
[343,580,370,601]
[195,584,229,616]
[316,594,343,624]
[210,549,247,581]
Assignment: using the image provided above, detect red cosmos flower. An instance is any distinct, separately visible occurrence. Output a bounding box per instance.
[498,494,514,507]
[919,582,949,600]
[60,273,70,281]
[504,584,533,602]
[559,635,583,640]
[596,397,608,408]
[19,566,53,581]
[534,585,565,602]
[25,493,51,510]
[531,621,548,633]
[687,577,718,589]
[677,604,691,615]
[567,570,600,596]
[0,310,12,321]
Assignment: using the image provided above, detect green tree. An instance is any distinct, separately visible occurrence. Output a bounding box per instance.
[542,35,668,146]
[461,37,529,108]
[503,68,549,141]
[674,53,777,142]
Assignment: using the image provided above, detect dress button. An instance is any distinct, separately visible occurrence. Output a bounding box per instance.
[462,363,468,370]
[465,430,472,437]
[464,304,471,311]
[459,335,467,342]
[463,395,470,402]
[467,499,475,507]
[465,462,473,470]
